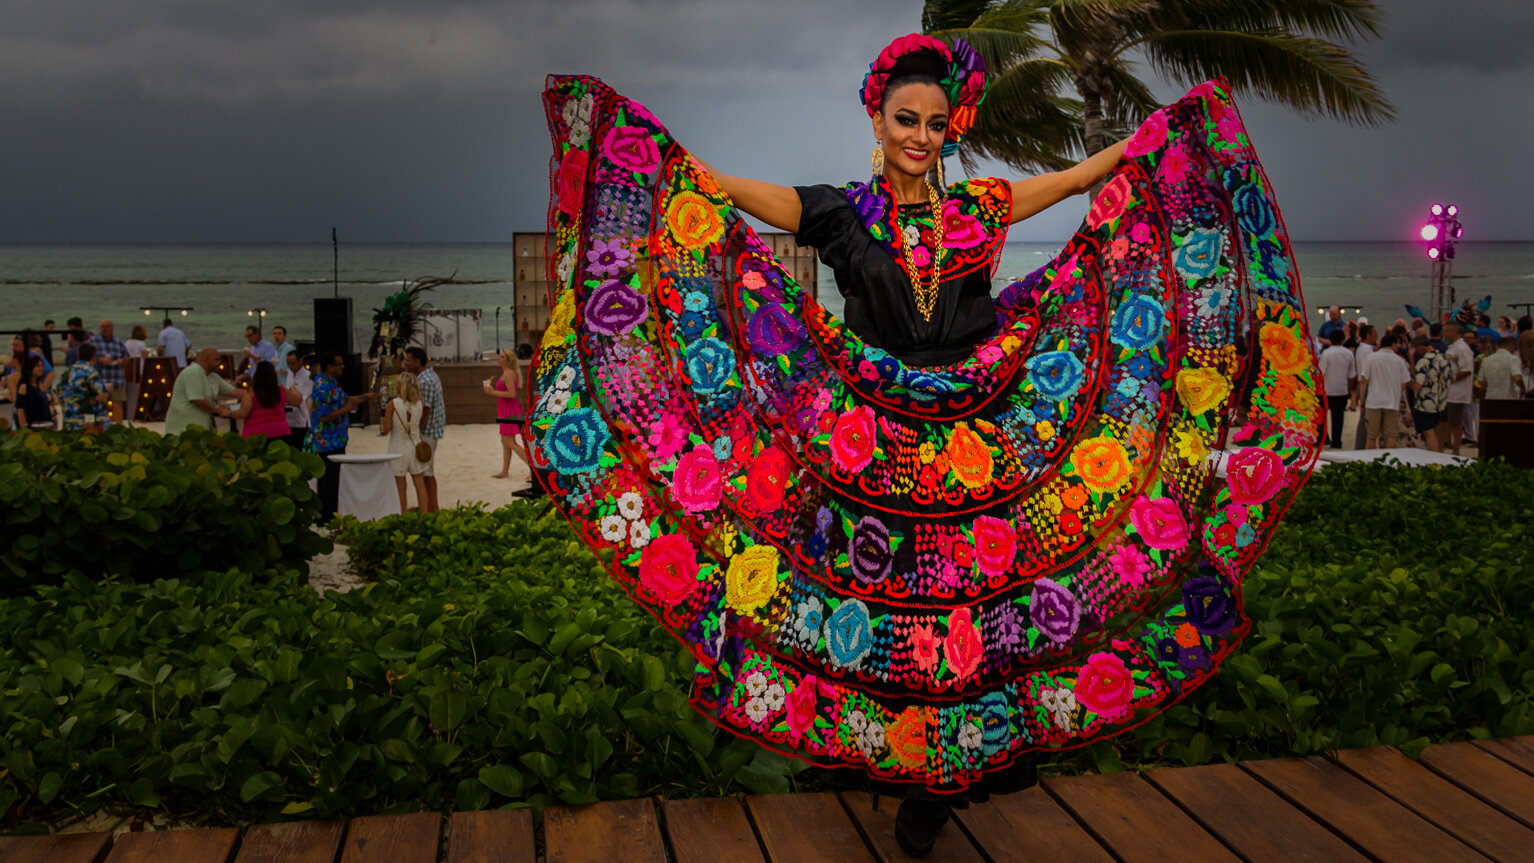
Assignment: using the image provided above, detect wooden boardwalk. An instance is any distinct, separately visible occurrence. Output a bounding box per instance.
[5,738,1534,862]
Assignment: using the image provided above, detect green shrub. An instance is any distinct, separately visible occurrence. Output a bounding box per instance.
[0,427,328,595]
[1,460,1530,828]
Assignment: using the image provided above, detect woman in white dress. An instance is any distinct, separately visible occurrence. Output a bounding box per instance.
[382,371,428,513]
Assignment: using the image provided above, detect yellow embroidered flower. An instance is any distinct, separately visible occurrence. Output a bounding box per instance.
[725,544,781,614]
[665,190,725,251]
[1175,367,1232,415]
[1037,420,1055,442]
[542,288,578,350]
[1174,427,1210,465]
[1001,335,1022,355]
[918,441,937,464]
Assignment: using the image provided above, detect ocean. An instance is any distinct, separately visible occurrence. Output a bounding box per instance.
[4,242,1532,356]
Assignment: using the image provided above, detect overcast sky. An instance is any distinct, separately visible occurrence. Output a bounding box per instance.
[1,0,1530,243]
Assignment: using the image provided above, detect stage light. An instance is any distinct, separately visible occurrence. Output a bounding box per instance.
[1431,203,1443,216]
[1421,225,1439,241]
[1428,247,1440,260]
[144,309,152,316]
[1447,204,1457,216]
[180,310,189,316]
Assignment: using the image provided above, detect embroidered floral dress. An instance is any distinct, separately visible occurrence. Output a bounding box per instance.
[526,75,1323,791]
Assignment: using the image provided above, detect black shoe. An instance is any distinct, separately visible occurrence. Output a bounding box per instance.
[894,797,951,859]
[511,484,545,499]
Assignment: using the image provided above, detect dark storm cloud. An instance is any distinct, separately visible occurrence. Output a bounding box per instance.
[1365,0,1534,71]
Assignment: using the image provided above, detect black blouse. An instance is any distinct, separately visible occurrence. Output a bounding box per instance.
[794,184,1000,367]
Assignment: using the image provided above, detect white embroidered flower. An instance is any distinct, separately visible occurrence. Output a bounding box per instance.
[792,598,824,648]
[576,94,594,123]
[628,519,651,549]
[547,390,572,415]
[570,122,590,148]
[744,696,770,724]
[957,722,983,750]
[561,97,579,127]
[902,224,921,248]
[556,253,574,285]
[846,709,868,734]
[745,671,768,698]
[555,367,579,390]
[762,683,786,713]
[1040,687,1077,731]
[859,722,886,755]
[616,492,644,521]
[599,515,626,542]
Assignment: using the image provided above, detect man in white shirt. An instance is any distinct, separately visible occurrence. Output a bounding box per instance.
[1349,324,1377,449]
[1317,330,1355,448]
[1358,332,1412,448]
[157,319,191,368]
[1442,324,1476,455]
[281,350,314,450]
[1478,338,1525,401]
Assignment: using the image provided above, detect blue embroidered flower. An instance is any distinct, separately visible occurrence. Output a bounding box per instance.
[1235,522,1257,547]
[544,408,609,475]
[1175,228,1223,282]
[682,291,710,312]
[1253,238,1291,285]
[1124,353,1157,379]
[1026,351,1086,401]
[874,354,900,379]
[1231,184,1276,238]
[899,370,955,401]
[712,435,732,461]
[1110,295,1167,351]
[977,691,1010,755]
[679,310,708,338]
[1114,374,1142,399]
[1195,286,1229,318]
[863,346,890,363]
[825,599,873,670]
[686,337,735,394]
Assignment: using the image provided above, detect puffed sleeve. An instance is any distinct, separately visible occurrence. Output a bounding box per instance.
[793,185,861,272]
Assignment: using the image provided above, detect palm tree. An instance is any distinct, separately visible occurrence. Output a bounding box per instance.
[923,0,1394,174]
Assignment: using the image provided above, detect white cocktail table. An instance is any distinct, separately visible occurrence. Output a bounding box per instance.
[327,453,404,521]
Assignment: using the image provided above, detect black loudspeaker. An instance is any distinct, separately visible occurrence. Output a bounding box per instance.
[339,353,365,399]
[313,298,353,356]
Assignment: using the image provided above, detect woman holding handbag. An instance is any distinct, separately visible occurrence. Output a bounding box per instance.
[382,371,430,513]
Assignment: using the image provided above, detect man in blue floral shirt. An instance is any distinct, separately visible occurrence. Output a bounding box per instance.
[306,351,377,522]
[57,342,111,431]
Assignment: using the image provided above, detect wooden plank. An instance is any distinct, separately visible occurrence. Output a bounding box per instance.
[0,832,112,863]
[1247,753,1491,863]
[1332,745,1534,863]
[234,820,346,863]
[839,791,984,863]
[953,787,1114,863]
[446,810,537,863]
[1146,762,1369,862]
[746,793,875,863]
[544,798,665,863]
[1419,742,1534,830]
[663,798,766,863]
[103,828,239,863]
[338,813,441,863]
[1044,771,1240,863]
[1473,738,1534,777]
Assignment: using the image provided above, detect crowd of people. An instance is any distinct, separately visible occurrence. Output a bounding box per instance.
[1312,305,1532,454]
[0,316,529,520]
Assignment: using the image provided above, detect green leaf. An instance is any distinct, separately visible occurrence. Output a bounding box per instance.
[281,801,316,816]
[239,771,284,803]
[478,765,525,798]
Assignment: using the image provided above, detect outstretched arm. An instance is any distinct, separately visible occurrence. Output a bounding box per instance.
[693,157,802,233]
[1009,138,1130,224]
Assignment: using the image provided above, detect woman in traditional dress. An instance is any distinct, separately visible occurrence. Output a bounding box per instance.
[528,34,1322,856]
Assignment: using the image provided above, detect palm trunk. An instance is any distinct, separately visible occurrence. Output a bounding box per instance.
[1077,70,1109,199]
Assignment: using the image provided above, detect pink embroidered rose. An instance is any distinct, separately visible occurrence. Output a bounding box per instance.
[909,624,940,674]
[829,406,877,473]
[1074,651,1134,719]
[785,675,820,739]
[940,200,987,249]
[745,446,791,514]
[1129,495,1188,550]
[1124,110,1169,158]
[972,516,1016,578]
[601,124,661,174]
[555,149,589,218]
[638,533,699,604]
[1086,174,1132,229]
[672,445,722,512]
[1226,447,1285,505]
[944,607,984,680]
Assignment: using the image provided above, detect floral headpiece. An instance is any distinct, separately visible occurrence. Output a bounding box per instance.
[859,33,987,157]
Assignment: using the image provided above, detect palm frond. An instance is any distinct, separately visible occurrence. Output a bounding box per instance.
[1141,29,1395,125]
[922,0,997,32]
[929,26,1054,69]
[1101,62,1160,129]
[956,64,1086,174]
[1159,0,1385,43]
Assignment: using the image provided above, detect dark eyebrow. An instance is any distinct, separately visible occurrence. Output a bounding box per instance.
[894,107,949,120]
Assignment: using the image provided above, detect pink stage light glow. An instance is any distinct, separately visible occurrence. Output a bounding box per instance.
[1421,225,1440,241]
[1447,205,1458,216]
[1431,203,1444,216]
[1428,247,1441,259]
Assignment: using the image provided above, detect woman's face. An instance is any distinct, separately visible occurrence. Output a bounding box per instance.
[873,81,949,181]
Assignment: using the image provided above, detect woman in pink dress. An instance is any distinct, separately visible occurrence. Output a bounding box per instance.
[231,361,301,443]
[484,349,530,479]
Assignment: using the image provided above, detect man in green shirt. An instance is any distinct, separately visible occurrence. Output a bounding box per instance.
[164,347,235,435]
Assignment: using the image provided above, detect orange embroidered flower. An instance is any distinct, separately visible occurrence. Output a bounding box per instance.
[1071,436,1133,494]
[1266,374,1304,412]
[887,707,929,770]
[1175,367,1232,415]
[1060,486,1089,510]
[665,190,725,251]
[946,423,995,490]
[1174,622,1201,648]
[1259,323,1310,375]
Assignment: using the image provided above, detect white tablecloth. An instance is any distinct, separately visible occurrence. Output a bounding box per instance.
[328,453,404,521]
[1316,448,1473,467]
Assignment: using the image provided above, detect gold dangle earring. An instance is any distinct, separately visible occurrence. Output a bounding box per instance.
[871,143,884,174]
[935,156,945,195]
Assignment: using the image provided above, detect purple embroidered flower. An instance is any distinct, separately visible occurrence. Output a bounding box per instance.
[1179,645,1211,670]
[846,181,887,225]
[988,605,1024,650]
[585,238,634,278]
[849,516,892,585]
[815,505,834,532]
[584,279,648,336]
[747,303,806,356]
[1028,578,1081,645]
[1182,576,1235,635]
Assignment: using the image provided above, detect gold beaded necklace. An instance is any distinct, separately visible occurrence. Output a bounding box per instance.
[895,181,946,322]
